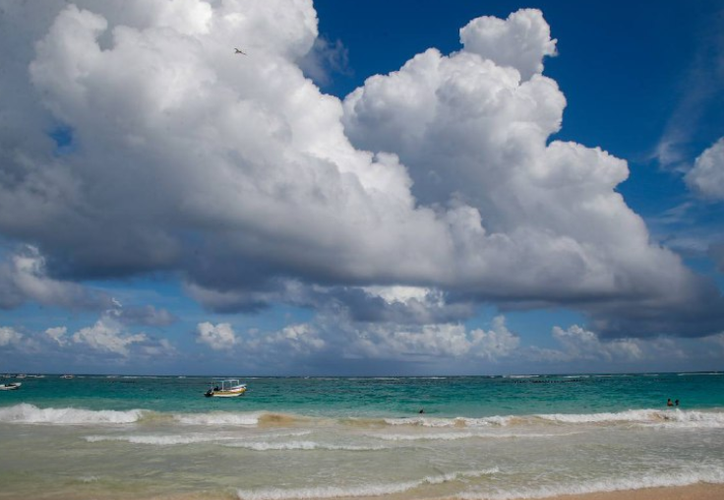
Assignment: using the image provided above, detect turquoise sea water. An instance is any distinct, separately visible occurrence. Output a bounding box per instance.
[1,372,723,499]
[3,372,722,416]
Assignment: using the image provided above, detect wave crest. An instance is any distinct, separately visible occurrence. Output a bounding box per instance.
[236,468,499,500]
[459,468,724,500]
[173,411,262,426]
[535,409,724,428]
[0,403,144,425]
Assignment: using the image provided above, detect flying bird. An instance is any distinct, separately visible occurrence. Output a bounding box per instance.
[234,48,246,55]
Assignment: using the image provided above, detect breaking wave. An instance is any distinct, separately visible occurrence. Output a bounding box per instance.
[3,404,722,430]
[85,429,314,446]
[535,408,724,428]
[383,409,724,429]
[0,403,144,425]
[383,416,513,427]
[236,468,499,500]
[224,441,387,451]
[85,433,235,445]
[459,468,724,500]
[365,431,571,441]
[173,411,263,426]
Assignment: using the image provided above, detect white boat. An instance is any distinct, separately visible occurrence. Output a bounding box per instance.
[204,379,247,398]
[0,382,21,391]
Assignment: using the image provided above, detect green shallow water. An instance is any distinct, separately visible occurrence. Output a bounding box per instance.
[1,372,721,417]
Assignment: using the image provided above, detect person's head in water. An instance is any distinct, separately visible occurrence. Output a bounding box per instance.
[419,409,424,414]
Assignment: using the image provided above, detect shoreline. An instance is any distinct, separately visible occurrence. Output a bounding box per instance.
[2,484,724,500]
[538,483,724,500]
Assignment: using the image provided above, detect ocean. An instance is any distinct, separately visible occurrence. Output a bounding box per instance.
[0,373,723,500]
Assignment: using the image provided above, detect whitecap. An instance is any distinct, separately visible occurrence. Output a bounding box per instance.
[225,440,387,451]
[236,468,499,499]
[535,408,724,428]
[458,467,724,500]
[0,403,143,425]
[173,411,262,426]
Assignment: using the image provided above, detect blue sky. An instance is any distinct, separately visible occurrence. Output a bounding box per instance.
[0,0,723,376]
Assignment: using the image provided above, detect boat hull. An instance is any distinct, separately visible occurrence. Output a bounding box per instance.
[204,383,247,398]
[206,390,246,398]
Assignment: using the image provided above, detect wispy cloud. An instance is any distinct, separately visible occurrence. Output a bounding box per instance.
[654,7,724,171]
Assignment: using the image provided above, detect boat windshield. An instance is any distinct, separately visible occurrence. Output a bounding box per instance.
[211,379,242,390]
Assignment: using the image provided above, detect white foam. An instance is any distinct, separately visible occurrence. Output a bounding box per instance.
[535,409,724,428]
[85,433,233,445]
[77,476,101,483]
[459,468,724,500]
[236,468,499,500]
[257,430,313,438]
[225,441,387,451]
[0,403,143,425]
[382,409,724,430]
[367,431,569,442]
[384,416,458,427]
[384,415,512,428]
[655,409,724,428]
[368,432,476,441]
[174,411,262,426]
[461,416,514,427]
[85,429,314,446]
[535,409,660,424]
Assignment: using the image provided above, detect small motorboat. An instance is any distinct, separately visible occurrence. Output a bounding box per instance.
[0,382,21,391]
[204,379,247,398]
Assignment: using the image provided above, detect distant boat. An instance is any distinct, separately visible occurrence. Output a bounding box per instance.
[60,374,74,379]
[204,379,247,398]
[0,382,21,391]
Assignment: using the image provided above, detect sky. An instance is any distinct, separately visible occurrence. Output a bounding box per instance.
[0,0,723,376]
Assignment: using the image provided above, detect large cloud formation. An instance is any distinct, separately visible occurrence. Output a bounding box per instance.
[1,0,723,355]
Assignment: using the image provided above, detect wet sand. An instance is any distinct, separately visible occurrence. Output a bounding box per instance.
[3,483,724,500]
[544,483,724,500]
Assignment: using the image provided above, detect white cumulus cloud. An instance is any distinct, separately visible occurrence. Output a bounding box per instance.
[459,9,557,81]
[195,322,237,351]
[469,316,521,360]
[72,314,149,357]
[0,326,23,347]
[686,137,724,199]
[551,325,643,362]
[0,0,721,348]
[45,326,68,346]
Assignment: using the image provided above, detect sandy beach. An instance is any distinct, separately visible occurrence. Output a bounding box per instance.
[5,483,722,500]
[546,483,724,500]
